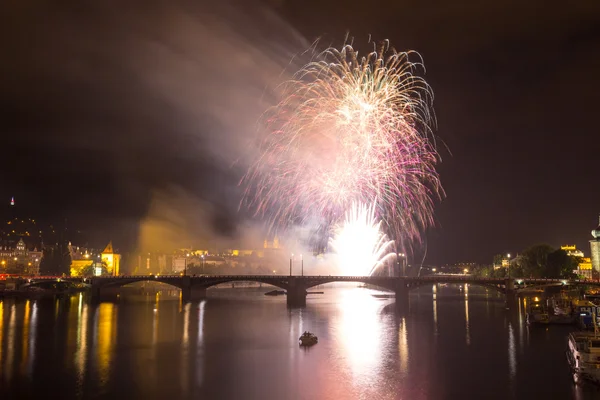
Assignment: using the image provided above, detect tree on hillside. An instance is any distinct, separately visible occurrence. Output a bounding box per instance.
[519,244,554,278]
[546,249,578,279]
[39,243,72,276]
[493,254,503,269]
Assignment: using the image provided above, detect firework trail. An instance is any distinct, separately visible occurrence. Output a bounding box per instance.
[243,38,443,254]
[329,202,397,276]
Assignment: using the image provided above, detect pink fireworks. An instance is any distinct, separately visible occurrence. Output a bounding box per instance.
[243,40,443,252]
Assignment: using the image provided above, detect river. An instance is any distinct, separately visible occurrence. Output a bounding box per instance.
[0,284,598,399]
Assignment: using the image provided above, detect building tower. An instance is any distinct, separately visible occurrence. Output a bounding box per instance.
[101,241,121,276]
[590,215,600,276]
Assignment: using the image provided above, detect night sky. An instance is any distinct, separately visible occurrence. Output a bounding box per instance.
[1,0,599,264]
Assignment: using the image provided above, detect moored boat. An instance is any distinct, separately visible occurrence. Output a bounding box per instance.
[264,290,285,296]
[299,331,318,346]
[573,300,600,330]
[567,331,600,385]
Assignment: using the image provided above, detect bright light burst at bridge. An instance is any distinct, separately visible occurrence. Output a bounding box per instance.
[329,202,396,276]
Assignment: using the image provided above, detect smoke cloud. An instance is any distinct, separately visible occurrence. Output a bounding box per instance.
[2,0,308,252]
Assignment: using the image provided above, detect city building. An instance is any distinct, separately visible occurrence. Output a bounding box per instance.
[0,238,43,275]
[68,243,104,276]
[590,215,600,275]
[101,241,121,276]
[561,245,585,258]
[493,253,513,270]
[575,257,593,279]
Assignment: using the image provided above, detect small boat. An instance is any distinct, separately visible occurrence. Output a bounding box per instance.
[264,290,286,296]
[526,297,576,325]
[299,331,318,346]
[567,331,600,385]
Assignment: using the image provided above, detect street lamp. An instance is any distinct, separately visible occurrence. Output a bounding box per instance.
[201,254,205,274]
[301,254,304,276]
[507,253,511,278]
[290,254,293,276]
[183,255,188,276]
[397,253,406,277]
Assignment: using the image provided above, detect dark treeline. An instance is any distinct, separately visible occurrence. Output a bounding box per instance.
[472,244,587,279]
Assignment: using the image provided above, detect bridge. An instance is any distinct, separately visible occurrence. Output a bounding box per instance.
[65,274,600,307]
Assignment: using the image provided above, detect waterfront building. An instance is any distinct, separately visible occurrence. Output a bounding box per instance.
[101,241,121,276]
[68,243,105,276]
[591,215,600,275]
[575,257,593,279]
[0,238,43,275]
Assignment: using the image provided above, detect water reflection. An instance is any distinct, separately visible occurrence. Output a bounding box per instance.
[196,300,206,388]
[27,302,37,375]
[182,302,191,347]
[198,300,205,346]
[518,297,525,355]
[20,301,30,373]
[398,317,409,374]
[181,302,191,393]
[337,289,383,378]
[95,303,117,384]
[508,322,517,380]
[0,289,596,400]
[465,284,470,345]
[0,301,3,370]
[432,284,438,336]
[75,298,89,382]
[6,304,16,381]
[153,293,160,345]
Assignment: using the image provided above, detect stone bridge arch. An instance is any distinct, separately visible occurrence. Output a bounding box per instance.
[300,276,395,292]
[90,275,187,297]
[404,278,509,295]
[194,276,292,291]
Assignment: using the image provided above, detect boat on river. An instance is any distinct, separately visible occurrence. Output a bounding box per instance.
[264,290,285,296]
[567,331,600,385]
[299,332,318,346]
[526,297,577,325]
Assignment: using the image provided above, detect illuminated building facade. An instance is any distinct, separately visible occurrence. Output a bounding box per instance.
[575,257,593,279]
[101,241,121,276]
[0,238,42,275]
[561,245,585,258]
[591,215,600,275]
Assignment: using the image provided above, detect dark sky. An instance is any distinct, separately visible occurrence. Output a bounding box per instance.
[1,0,599,264]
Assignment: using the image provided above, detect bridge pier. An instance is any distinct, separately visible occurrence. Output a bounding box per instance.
[395,279,410,306]
[504,278,517,309]
[286,277,307,308]
[182,285,207,302]
[90,283,120,300]
[91,283,101,298]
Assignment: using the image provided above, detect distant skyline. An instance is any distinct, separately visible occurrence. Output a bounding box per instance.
[2,0,599,264]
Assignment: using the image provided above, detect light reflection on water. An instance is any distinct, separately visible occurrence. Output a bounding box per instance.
[6,304,16,381]
[0,287,597,400]
[465,283,470,345]
[95,302,117,384]
[336,289,383,379]
[398,316,408,374]
[27,301,37,376]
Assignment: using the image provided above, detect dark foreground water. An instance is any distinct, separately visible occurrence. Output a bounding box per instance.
[0,284,598,400]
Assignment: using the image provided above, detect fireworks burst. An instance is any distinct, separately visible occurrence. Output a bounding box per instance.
[243,38,444,263]
[329,202,396,276]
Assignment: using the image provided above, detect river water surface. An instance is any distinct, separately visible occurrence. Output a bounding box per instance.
[0,284,598,399]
